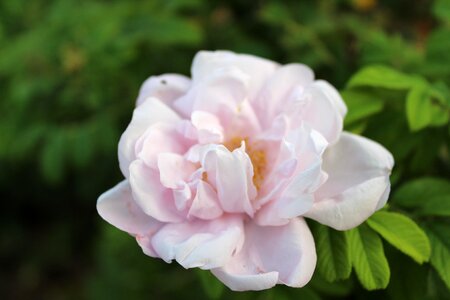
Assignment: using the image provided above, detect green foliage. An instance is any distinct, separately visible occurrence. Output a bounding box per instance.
[433,0,450,23]
[341,90,384,126]
[347,224,390,290]
[392,177,450,215]
[406,83,450,131]
[423,222,450,290]
[2,0,450,299]
[310,222,352,282]
[367,211,430,264]
[347,65,424,90]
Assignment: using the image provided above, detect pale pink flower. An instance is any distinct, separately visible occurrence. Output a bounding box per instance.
[97,51,394,291]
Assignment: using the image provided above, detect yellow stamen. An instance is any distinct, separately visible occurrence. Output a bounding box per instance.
[224,137,266,190]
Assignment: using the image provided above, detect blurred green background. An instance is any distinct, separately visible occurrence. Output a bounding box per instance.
[1,0,450,299]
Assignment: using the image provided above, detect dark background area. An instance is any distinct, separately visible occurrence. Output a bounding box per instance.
[1,0,449,299]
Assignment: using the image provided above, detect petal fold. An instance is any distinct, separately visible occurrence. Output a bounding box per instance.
[129,160,184,223]
[203,145,257,216]
[304,132,394,230]
[97,180,162,236]
[212,218,316,291]
[152,215,244,270]
[118,98,180,177]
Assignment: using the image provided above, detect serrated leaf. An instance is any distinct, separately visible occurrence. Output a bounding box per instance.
[347,224,390,290]
[341,89,384,126]
[367,211,430,264]
[392,177,450,210]
[347,65,423,90]
[423,222,450,289]
[310,222,351,282]
[406,84,449,131]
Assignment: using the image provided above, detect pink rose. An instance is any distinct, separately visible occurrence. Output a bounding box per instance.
[97,51,394,291]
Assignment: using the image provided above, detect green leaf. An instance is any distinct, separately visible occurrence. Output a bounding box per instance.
[392,178,450,212]
[341,89,384,126]
[310,222,351,282]
[406,84,449,131]
[432,0,450,23]
[347,65,423,90]
[347,224,390,290]
[417,195,450,217]
[196,270,224,299]
[406,84,433,131]
[367,211,430,264]
[423,222,450,289]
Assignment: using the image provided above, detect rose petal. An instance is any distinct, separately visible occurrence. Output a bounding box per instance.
[188,180,223,220]
[255,125,328,225]
[253,64,315,128]
[304,132,394,230]
[211,218,316,291]
[313,80,347,118]
[174,66,249,117]
[129,160,184,223]
[285,84,343,144]
[174,66,262,137]
[191,50,278,100]
[203,144,257,216]
[157,153,197,189]
[135,122,192,169]
[136,74,191,107]
[97,180,162,237]
[151,215,244,270]
[118,98,180,177]
[191,110,224,144]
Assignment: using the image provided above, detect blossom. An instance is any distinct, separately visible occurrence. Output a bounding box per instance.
[97,50,394,291]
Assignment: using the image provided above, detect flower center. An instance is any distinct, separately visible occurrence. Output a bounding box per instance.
[224,137,266,190]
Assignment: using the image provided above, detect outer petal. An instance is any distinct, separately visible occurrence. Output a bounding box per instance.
[136,74,191,107]
[118,98,180,177]
[285,84,343,144]
[253,64,315,128]
[191,50,278,99]
[313,80,347,118]
[174,66,261,136]
[129,160,184,223]
[97,180,162,236]
[211,218,316,291]
[151,215,244,270]
[305,132,394,230]
[135,122,193,169]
